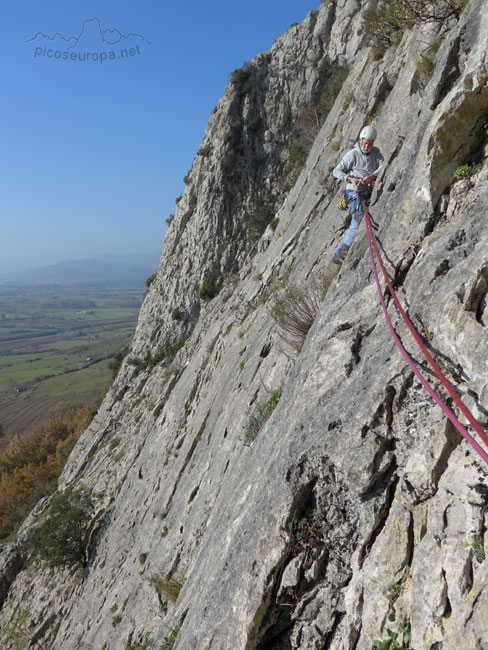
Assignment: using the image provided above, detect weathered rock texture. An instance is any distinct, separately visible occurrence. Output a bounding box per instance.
[1,1,488,649]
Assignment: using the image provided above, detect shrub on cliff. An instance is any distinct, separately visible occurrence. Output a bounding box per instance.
[33,487,94,568]
[148,329,194,370]
[244,193,277,239]
[230,63,256,96]
[199,278,220,301]
[109,346,129,378]
[271,276,331,355]
[317,57,349,121]
[364,0,468,49]
[145,273,157,288]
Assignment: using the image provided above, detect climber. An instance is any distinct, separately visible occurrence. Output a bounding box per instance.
[332,125,384,265]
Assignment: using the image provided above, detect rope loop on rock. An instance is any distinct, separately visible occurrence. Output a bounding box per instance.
[364,209,488,466]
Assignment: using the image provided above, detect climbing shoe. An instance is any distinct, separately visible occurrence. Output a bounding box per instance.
[332,247,349,265]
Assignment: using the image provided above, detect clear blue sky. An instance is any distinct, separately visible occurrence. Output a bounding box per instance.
[0,1,317,277]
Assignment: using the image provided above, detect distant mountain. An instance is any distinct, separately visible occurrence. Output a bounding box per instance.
[12,256,157,287]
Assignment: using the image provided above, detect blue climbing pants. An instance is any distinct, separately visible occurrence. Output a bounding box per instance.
[335,189,368,256]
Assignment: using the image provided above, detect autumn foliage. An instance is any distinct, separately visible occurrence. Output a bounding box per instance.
[0,407,90,539]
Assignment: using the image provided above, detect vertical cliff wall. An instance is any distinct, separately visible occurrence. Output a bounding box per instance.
[1,1,488,649]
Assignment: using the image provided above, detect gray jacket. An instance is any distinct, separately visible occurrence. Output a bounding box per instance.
[333,141,384,191]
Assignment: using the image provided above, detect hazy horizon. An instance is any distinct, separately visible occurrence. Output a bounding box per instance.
[0,251,161,280]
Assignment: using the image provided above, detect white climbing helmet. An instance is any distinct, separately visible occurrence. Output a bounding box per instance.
[360,125,377,140]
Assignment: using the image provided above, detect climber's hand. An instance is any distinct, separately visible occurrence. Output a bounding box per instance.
[361,174,375,186]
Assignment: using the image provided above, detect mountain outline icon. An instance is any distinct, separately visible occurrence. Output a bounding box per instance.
[26,17,152,48]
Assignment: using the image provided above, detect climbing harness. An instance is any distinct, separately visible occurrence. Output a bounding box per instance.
[364,209,488,466]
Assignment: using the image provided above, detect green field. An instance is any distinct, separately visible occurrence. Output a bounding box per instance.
[0,284,143,436]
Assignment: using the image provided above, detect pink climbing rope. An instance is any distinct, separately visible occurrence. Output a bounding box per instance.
[364,210,488,466]
[364,210,488,450]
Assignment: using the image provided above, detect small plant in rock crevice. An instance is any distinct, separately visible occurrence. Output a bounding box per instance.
[471,534,485,563]
[150,573,185,604]
[160,623,181,650]
[289,510,330,567]
[389,581,403,601]
[126,633,153,650]
[453,164,471,180]
[453,163,481,180]
[244,391,281,445]
[372,618,411,650]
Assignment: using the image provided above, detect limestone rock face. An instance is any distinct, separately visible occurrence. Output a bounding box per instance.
[1,1,488,649]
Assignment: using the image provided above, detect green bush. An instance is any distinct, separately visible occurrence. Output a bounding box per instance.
[146,273,157,288]
[244,193,277,240]
[230,63,255,96]
[171,308,181,321]
[198,145,213,157]
[317,57,349,121]
[270,217,279,232]
[148,329,193,370]
[199,278,219,301]
[33,488,95,568]
[247,116,262,135]
[287,138,309,171]
[56,436,78,471]
[109,346,130,379]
